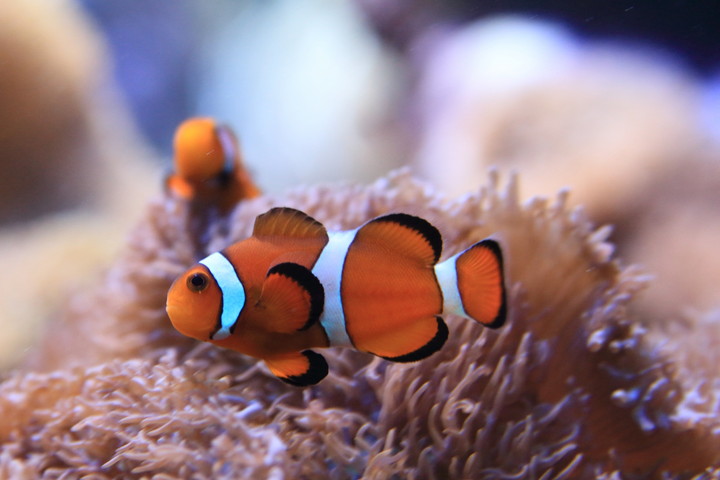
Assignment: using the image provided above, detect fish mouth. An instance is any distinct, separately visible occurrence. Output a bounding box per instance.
[165,303,215,342]
[165,303,180,320]
[165,303,191,335]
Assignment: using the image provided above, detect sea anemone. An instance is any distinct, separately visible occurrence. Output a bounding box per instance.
[2,169,718,478]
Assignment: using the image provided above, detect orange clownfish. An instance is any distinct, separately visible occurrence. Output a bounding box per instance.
[166,207,507,386]
[165,117,261,211]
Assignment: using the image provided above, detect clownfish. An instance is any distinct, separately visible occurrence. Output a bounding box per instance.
[165,117,261,211]
[166,207,506,386]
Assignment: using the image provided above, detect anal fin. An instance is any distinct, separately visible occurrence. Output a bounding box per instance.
[259,262,324,333]
[265,350,329,386]
[360,316,448,363]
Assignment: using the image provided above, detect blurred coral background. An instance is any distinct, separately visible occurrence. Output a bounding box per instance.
[1,0,719,382]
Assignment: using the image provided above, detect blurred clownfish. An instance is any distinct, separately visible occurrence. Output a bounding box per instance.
[166,207,507,386]
[165,117,261,211]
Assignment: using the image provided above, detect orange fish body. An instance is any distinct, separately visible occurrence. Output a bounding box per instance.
[166,208,507,386]
[166,117,261,211]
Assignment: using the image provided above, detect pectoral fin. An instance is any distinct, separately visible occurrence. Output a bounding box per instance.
[258,262,324,333]
[265,350,329,386]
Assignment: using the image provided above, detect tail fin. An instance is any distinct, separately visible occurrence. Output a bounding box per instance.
[434,239,506,328]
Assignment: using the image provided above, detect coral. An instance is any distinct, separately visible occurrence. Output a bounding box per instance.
[0,0,157,368]
[618,155,720,322]
[406,15,720,328]
[199,0,403,194]
[2,170,719,478]
[410,17,703,221]
[0,0,103,223]
[0,0,153,224]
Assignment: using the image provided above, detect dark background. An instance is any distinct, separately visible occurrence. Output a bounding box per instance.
[447,0,720,72]
[80,0,720,153]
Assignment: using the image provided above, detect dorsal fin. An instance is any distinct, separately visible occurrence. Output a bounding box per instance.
[356,213,443,265]
[253,207,328,241]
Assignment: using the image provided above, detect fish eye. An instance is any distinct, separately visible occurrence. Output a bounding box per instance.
[187,272,209,292]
